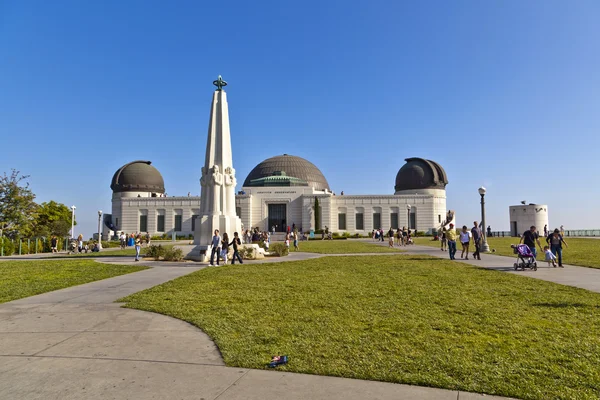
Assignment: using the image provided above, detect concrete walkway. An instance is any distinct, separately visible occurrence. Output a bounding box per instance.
[0,261,511,400]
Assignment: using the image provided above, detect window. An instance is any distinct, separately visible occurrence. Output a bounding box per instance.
[390,213,398,229]
[338,213,346,230]
[174,215,182,232]
[236,207,242,217]
[139,215,147,232]
[191,214,199,231]
[438,214,441,223]
[355,213,364,230]
[373,213,381,229]
[157,215,165,232]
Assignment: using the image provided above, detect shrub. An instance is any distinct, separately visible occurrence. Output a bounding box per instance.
[163,247,184,261]
[241,247,255,260]
[147,245,166,260]
[268,243,289,257]
[0,237,15,256]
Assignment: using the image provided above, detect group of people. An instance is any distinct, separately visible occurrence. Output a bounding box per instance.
[440,222,484,261]
[520,225,568,267]
[209,229,244,266]
[119,232,151,249]
[372,227,414,247]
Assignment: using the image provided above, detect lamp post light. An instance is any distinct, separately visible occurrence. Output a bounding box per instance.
[407,204,411,230]
[70,205,76,239]
[478,187,490,252]
[97,210,103,250]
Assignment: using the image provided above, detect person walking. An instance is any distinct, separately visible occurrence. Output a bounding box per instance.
[50,235,58,253]
[209,229,221,266]
[440,228,447,251]
[230,232,243,264]
[459,226,471,259]
[543,225,548,237]
[471,221,482,260]
[293,230,299,251]
[446,224,457,260]
[546,228,568,267]
[134,234,141,261]
[519,225,543,259]
[221,233,230,264]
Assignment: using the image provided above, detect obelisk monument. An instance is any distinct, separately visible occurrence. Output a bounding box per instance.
[188,76,242,261]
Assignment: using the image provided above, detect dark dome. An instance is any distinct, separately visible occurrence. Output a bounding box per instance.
[394,158,448,192]
[110,161,165,193]
[243,154,330,191]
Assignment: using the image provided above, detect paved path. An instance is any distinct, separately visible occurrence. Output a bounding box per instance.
[0,261,511,400]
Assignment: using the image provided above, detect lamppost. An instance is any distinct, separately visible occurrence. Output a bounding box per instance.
[70,205,76,239]
[478,187,490,252]
[406,204,411,230]
[97,210,103,250]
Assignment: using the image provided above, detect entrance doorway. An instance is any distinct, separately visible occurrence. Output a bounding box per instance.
[268,204,287,232]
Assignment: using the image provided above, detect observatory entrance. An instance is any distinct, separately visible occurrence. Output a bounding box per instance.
[268,204,287,232]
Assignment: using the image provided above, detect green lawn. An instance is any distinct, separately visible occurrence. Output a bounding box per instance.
[297,239,403,254]
[414,236,600,269]
[120,256,600,400]
[0,260,148,303]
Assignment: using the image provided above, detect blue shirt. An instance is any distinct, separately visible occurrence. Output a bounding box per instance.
[211,235,221,247]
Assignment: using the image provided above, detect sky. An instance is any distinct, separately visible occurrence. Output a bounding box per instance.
[1,0,599,238]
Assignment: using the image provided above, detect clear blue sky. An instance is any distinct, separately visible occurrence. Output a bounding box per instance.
[1,0,599,237]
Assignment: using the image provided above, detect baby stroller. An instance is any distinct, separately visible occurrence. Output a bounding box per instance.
[511,244,537,271]
[67,238,78,255]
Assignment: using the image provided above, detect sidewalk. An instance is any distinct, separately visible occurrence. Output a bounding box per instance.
[0,263,511,400]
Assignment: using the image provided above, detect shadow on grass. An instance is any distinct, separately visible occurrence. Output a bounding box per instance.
[533,302,598,309]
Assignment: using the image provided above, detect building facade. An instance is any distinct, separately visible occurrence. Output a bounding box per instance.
[106,155,450,238]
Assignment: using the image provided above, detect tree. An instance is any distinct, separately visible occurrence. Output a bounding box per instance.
[314,197,321,231]
[33,201,76,237]
[0,170,37,239]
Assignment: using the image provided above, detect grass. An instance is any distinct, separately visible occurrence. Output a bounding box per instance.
[120,255,600,400]
[50,244,175,258]
[0,259,148,303]
[296,239,403,254]
[414,236,600,269]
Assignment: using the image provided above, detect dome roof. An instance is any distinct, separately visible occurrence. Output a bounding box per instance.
[243,154,330,191]
[394,158,448,192]
[110,160,165,193]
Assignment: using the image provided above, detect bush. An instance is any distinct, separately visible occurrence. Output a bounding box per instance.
[0,237,15,256]
[163,247,184,261]
[268,243,289,257]
[147,245,166,261]
[241,247,255,260]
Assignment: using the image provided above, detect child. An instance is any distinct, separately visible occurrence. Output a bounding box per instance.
[544,246,557,267]
[285,233,290,250]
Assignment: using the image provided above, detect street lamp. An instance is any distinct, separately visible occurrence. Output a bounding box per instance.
[406,204,411,230]
[478,187,490,252]
[70,205,76,239]
[97,210,103,250]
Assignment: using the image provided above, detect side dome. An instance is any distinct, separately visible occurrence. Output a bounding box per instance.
[110,160,165,193]
[243,154,330,191]
[394,158,448,193]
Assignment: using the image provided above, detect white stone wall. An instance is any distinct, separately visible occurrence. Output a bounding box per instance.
[509,204,549,236]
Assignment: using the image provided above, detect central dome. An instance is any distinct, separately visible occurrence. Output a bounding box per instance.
[110,160,165,193]
[243,154,330,191]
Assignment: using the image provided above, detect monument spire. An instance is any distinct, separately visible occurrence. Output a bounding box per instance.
[188,76,242,260]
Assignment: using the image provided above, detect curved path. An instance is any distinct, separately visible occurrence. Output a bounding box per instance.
[0,254,513,400]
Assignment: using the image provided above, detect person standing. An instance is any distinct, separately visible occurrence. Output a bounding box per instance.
[50,235,58,253]
[560,225,565,236]
[293,230,299,251]
[543,225,548,237]
[446,223,457,260]
[230,232,243,264]
[440,228,447,251]
[77,234,84,253]
[221,233,230,264]
[519,225,543,258]
[209,229,221,266]
[459,226,471,260]
[134,234,141,261]
[546,228,568,267]
[471,221,483,260]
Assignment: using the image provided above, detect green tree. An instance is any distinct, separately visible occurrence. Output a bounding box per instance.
[33,201,75,237]
[0,170,37,239]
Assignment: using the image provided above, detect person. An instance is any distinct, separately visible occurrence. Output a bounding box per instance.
[402,226,408,246]
[487,226,492,238]
[471,221,482,260]
[446,223,457,260]
[388,231,394,248]
[543,245,557,267]
[50,235,58,253]
[119,232,126,249]
[221,233,230,264]
[560,225,565,236]
[293,231,299,251]
[230,232,243,264]
[285,232,290,249]
[440,228,447,251]
[146,232,151,246]
[77,234,84,253]
[543,225,548,237]
[459,226,471,259]
[134,234,141,261]
[92,242,100,252]
[209,229,221,266]
[546,228,568,268]
[519,225,543,258]
[396,228,402,247]
[272,225,276,236]
[340,191,344,195]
